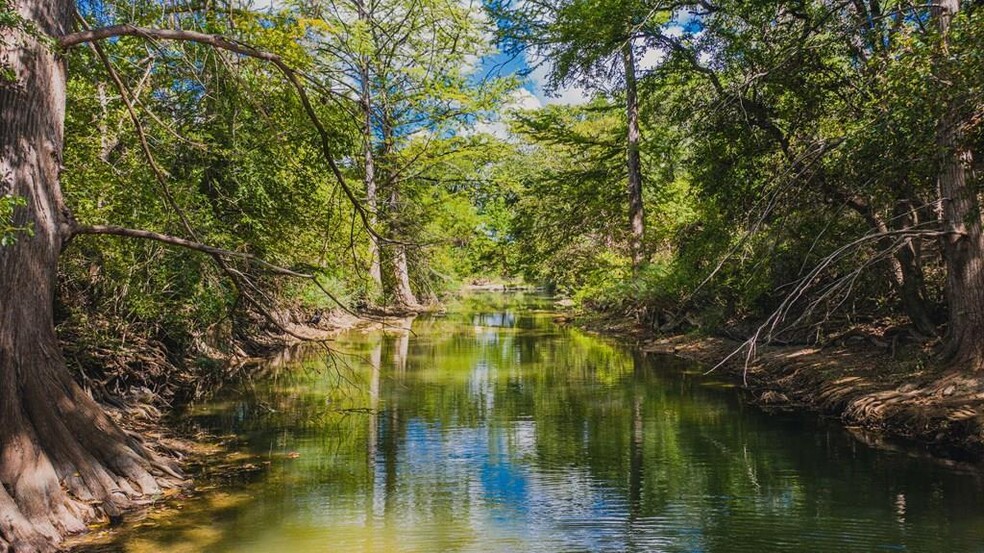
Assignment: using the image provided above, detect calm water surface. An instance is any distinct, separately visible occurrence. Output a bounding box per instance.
[88,293,984,552]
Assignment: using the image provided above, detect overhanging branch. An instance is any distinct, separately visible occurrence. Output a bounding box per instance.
[59,25,279,59]
[73,224,310,278]
[73,223,369,321]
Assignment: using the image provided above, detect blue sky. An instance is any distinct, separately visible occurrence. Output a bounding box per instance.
[474,7,700,109]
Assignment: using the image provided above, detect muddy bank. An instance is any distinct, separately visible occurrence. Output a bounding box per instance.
[585,318,984,461]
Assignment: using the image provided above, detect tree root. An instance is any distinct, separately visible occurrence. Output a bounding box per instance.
[0,351,186,552]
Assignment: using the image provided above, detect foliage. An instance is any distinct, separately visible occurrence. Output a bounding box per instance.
[485,0,984,345]
[0,194,32,246]
[45,0,984,373]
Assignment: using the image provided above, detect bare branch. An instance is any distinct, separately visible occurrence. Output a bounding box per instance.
[73,224,308,276]
[60,24,279,59]
[706,226,958,383]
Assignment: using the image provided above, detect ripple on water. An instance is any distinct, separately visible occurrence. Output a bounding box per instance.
[77,293,984,553]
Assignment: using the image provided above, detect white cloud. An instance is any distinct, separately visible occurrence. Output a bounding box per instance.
[665,24,685,38]
[507,87,542,111]
[637,47,665,72]
[408,127,435,143]
[250,0,288,11]
[467,87,543,139]
[548,86,591,105]
[472,120,509,138]
[635,33,669,73]
[463,54,481,75]
[527,57,591,106]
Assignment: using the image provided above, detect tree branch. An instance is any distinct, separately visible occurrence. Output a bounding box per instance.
[60,25,279,59]
[71,224,372,321]
[73,224,311,277]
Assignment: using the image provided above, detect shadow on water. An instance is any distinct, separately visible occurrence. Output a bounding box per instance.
[78,292,984,552]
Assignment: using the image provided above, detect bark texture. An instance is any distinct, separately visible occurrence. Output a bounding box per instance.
[934,0,984,367]
[622,41,645,271]
[1,2,180,550]
[383,241,419,310]
[379,182,419,310]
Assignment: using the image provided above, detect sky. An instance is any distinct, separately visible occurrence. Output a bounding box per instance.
[474,7,700,112]
[250,0,698,136]
[476,50,588,109]
[251,0,692,109]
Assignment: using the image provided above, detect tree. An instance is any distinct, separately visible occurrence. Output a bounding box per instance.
[302,0,510,309]
[0,1,371,548]
[0,2,179,550]
[507,102,631,290]
[493,0,667,270]
[933,0,984,367]
[635,0,954,337]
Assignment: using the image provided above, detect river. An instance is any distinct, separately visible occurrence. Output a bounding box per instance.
[81,292,984,552]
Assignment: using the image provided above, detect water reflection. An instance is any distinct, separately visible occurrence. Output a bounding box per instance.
[84,292,984,553]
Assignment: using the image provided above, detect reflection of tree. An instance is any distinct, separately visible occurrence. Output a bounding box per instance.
[106,293,984,552]
[368,336,382,465]
[629,392,643,516]
[365,335,382,539]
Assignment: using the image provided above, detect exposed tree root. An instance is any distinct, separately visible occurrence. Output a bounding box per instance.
[0,348,184,552]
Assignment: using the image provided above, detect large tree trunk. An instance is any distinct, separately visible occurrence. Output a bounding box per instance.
[622,41,645,271]
[934,0,984,367]
[384,242,418,309]
[1,2,179,550]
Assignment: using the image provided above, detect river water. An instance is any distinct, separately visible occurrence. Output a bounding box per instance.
[85,292,984,552]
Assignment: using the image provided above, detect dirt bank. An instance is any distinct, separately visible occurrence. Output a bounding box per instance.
[585,318,984,462]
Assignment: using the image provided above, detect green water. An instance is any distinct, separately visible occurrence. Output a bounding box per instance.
[87,292,984,552]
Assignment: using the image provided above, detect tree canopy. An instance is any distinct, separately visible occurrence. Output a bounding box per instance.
[1,0,984,548]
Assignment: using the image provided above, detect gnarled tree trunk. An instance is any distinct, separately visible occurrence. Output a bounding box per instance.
[1,2,179,550]
[934,0,984,368]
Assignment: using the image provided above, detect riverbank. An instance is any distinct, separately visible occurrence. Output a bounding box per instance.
[584,316,984,461]
[60,307,394,550]
[67,291,984,552]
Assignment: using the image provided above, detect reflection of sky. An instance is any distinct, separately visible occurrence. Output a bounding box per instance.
[369,323,693,553]
[116,294,984,553]
[470,359,496,414]
[370,416,659,552]
[472,311,516,328]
